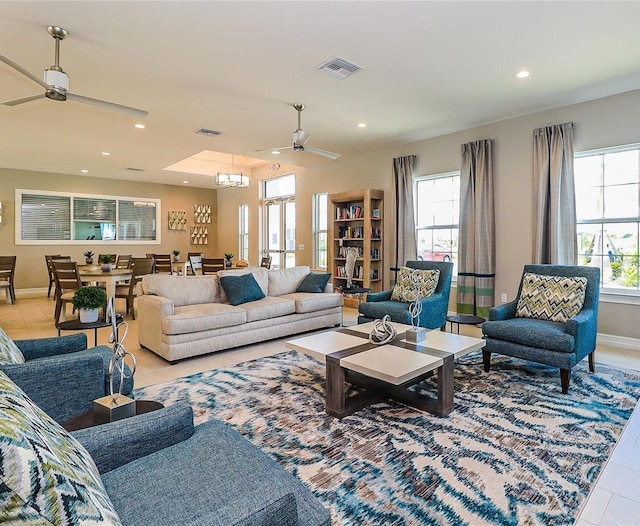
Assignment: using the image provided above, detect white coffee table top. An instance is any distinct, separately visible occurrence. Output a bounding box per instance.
[285,331,367,362]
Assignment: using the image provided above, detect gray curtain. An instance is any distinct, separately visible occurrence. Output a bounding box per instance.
[457,139,495,319]
[533,122,577,264]
[393,155,417,271]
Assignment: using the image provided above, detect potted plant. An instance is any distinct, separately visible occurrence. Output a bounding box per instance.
[99,254,113,272]
[224,252,234,268]
[173,249,181,262]
[72,286,107,323]
[83,251,94,265]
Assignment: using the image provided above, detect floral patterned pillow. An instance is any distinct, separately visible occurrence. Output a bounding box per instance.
[0,371,121,525]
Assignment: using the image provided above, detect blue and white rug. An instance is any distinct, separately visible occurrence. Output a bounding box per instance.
[136,350,640,526]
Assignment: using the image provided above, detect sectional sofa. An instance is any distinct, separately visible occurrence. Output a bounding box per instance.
[137,265,343,362]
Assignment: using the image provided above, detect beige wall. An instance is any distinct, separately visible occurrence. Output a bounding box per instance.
[216,89,640,340]
[0,168,217,290]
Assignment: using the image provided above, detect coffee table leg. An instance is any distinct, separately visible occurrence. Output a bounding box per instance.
[436,355,455,416]
[326,356,346,417]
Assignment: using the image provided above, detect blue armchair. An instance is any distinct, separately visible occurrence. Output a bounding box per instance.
[358,261,453,330]
[481,264,600,394]
[0,329,133,423]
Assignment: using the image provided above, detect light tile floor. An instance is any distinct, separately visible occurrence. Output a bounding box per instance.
[1,295,638,525]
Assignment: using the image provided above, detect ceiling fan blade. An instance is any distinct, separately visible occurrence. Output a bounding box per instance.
[1,93,46,106]
[66,92,148,118]
[253,146,293,153]
[0,54,51,91]
[304,146,341,160]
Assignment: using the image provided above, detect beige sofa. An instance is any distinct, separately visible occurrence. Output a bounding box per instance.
[136,266,343,362]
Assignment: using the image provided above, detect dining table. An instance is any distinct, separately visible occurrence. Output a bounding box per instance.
[78,266,133,299]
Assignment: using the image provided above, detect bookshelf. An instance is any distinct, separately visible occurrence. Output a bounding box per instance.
[328,189,384,308]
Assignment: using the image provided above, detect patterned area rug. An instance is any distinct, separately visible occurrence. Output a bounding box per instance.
[136,350,640,526]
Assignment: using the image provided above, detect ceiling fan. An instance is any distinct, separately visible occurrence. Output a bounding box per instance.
[255,103,340,160]
[0,25,147,118]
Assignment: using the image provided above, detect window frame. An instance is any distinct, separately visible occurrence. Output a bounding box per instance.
[413,171,460,277]
[313,192,328,270]
[575,143,640,301]
[239,203,249,261]
[15,188,161,245]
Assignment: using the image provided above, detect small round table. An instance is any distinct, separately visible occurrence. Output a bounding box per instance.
[446,314,486,334]
[340,286,371,304]
[56,314,124,346]
[62,400,164,431]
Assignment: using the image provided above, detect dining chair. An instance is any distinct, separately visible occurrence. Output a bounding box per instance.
[115,257,155,319]
[115,254,132,269]
[188,254,203,276]
[260,256,272,270]
[201,258,225,274]
[0,256,17,304]
[153,254,173,274]
[51,260,83,324]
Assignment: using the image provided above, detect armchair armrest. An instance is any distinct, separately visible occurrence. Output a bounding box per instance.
[72,402,195,474]
[366,289,392,302]
[15,333,88,360]
[417,292,449,329]
[488,300,518,321]
[565,307,598,358]
[1,353,104,423]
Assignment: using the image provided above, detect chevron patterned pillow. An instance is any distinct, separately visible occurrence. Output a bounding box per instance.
[0,371,121,525]
[515,273,588,323]
[391,267,440,302]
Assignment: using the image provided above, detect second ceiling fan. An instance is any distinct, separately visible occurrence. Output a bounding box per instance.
[256,103,340,160]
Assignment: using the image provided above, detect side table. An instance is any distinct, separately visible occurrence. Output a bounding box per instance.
[340,286,371,305]
[56,314,124,346]
[446,314,485,334]
[62,400,164,431]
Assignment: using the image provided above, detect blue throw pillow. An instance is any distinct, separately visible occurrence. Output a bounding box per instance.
[296,272,331,293]
[220,273,266,306]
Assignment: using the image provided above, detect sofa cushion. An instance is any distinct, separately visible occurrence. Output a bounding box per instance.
[141,274,219,307]
[390,267,440,302]
[0,326,25,364]
[218,267,269,302]
[268,266,310,296]
[163,303,246,335]
[515,273,587,323]
[0,370,122,525]
[220,273,266,306]
[280,292,344,314]
[296,272,331,293]
[240,296,296,322]
[482,317,576,353]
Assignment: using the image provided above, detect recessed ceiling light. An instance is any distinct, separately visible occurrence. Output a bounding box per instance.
[182,180,189,184]
[515,70,530,79]
[134,123,146,129]
[101,151,110,156]
[271,150,281,155]
[357,123,367,128]
[80,169,88,173]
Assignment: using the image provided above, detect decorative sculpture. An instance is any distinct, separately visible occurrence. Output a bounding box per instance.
[344,246,359,289]
[402,269,427,343]
[369,314,397,345]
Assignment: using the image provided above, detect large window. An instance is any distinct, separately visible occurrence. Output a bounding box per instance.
[263,174,296,269]
[239,204,249,261]
[414,172,460,274]
[16,189,160,245]
[314,193,328,270]
[575,145,640,295]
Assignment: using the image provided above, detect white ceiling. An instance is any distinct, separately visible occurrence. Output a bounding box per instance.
[2,1,640,189]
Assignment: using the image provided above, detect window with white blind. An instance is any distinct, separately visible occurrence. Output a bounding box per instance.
[239,204,249,261]
[16,189,160,245]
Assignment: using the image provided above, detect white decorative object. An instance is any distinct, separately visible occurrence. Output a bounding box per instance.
[368,315,397,345]
[344,246,359,289]
[403,271,427,343]
[78,308,99,323]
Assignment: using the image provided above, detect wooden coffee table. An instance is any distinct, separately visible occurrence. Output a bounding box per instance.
[286,321,485,418]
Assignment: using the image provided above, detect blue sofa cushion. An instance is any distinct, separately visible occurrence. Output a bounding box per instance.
[482,317,576,353]
[0,326,25,364]
[390,267,439,302]
[515,273,587,323]
[297,272,331,293]
[220,273,266,306]
[0,371,121,525]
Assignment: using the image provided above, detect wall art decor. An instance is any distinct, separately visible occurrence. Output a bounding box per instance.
[194,204,211,224]
[190,225,208,245]
[168,210,187,230]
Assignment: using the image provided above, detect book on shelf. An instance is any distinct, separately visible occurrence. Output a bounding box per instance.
[372,208,380,219]
[371,227,381,239]
[336,204,364,220]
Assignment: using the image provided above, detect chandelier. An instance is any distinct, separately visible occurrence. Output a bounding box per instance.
[216,154,250,188]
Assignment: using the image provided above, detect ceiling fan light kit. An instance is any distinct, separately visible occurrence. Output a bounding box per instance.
[0,25,147,118]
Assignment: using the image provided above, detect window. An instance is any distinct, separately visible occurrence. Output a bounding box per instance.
[575,145,640,295]
[263,174,296,269]
[16,189,160,245]
[314,193,328,270]
[414,172,460,274]
[239,204,249,261]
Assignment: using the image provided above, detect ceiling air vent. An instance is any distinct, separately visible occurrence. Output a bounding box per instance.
[124,167,144,172]
[195,128,222,137]
[316,56,362,80]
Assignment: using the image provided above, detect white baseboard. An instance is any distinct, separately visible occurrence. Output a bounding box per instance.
[597,333,640,352]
